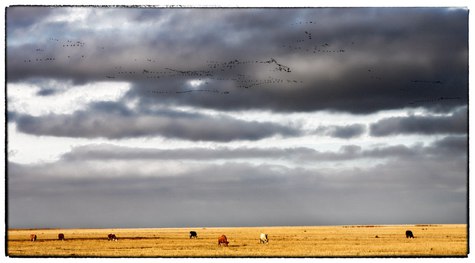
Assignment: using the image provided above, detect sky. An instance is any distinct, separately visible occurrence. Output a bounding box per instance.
[5,5,468,229]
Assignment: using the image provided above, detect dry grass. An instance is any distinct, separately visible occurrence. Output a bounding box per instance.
[7,224,467,257]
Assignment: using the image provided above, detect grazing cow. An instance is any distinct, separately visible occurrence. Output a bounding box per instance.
[218,235,229,246]
[58,233,65,241]
[108,233,118,241]
[30,234,37,242]
[260,233,269,244]
[189,231,198,239]
[406,230,414,238]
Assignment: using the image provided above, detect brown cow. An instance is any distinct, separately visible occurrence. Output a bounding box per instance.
[108,233,118,241]
[218,235,229,246]
[58,233,65,240]
[30,234,37,241]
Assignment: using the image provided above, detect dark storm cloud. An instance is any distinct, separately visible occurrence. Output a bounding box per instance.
[7,7,468,114]
[315,124,366,139]
[8,147,466,228]
[123,7,468,114]
[11,101,300,141]
[369,107,467,136]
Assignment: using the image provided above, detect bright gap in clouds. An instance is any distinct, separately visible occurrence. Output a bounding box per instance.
[8,81,131,115]
[188,79,204,87]
[48,8,91,24]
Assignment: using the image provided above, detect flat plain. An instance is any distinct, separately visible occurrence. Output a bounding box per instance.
[7,224,467,257]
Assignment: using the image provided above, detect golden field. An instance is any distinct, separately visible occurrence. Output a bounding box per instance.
[7,224,467,257]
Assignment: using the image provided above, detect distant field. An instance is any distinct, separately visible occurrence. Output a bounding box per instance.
[7,224,467,257]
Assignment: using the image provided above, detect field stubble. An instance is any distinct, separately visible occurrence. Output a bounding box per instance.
[7,224,467,257]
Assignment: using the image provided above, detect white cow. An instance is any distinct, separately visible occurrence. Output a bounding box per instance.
[260,233,268,244]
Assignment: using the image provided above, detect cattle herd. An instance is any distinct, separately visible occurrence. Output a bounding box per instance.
[27,230,416,245]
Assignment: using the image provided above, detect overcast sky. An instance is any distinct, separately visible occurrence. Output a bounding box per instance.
[6,6,468,228]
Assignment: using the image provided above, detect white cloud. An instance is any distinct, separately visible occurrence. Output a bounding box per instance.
[187,79,205,87]
[48,8,92,25]
[8,81,130,115]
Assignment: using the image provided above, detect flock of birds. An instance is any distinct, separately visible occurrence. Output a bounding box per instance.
[16,19,459,104]
[281,23,351,55]
[104,56,298,94]
[22,38,88,64]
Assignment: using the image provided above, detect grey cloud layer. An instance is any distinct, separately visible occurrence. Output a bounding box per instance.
[9,141,466,228]
[370,107,467,136]
[7,8,468,114]
[315,124,366,139]
[12,101,299,141]
[60,135,467,162]
[10,103,466,141]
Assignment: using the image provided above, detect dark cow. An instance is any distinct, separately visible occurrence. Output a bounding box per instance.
[189,231,198,239]
[218,235,229,246]
[260,233,269,244]
[108,233,118,241]
[58,233,65,241]
[406,230,414,238]
[30,234,37,242]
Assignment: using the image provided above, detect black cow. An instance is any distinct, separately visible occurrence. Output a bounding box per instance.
[189,231,198,239]
[108,233,118,241]
[58,233,65,240]
[406,230,414,238]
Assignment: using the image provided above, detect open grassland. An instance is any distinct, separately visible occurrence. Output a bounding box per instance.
[7,224,467,257]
